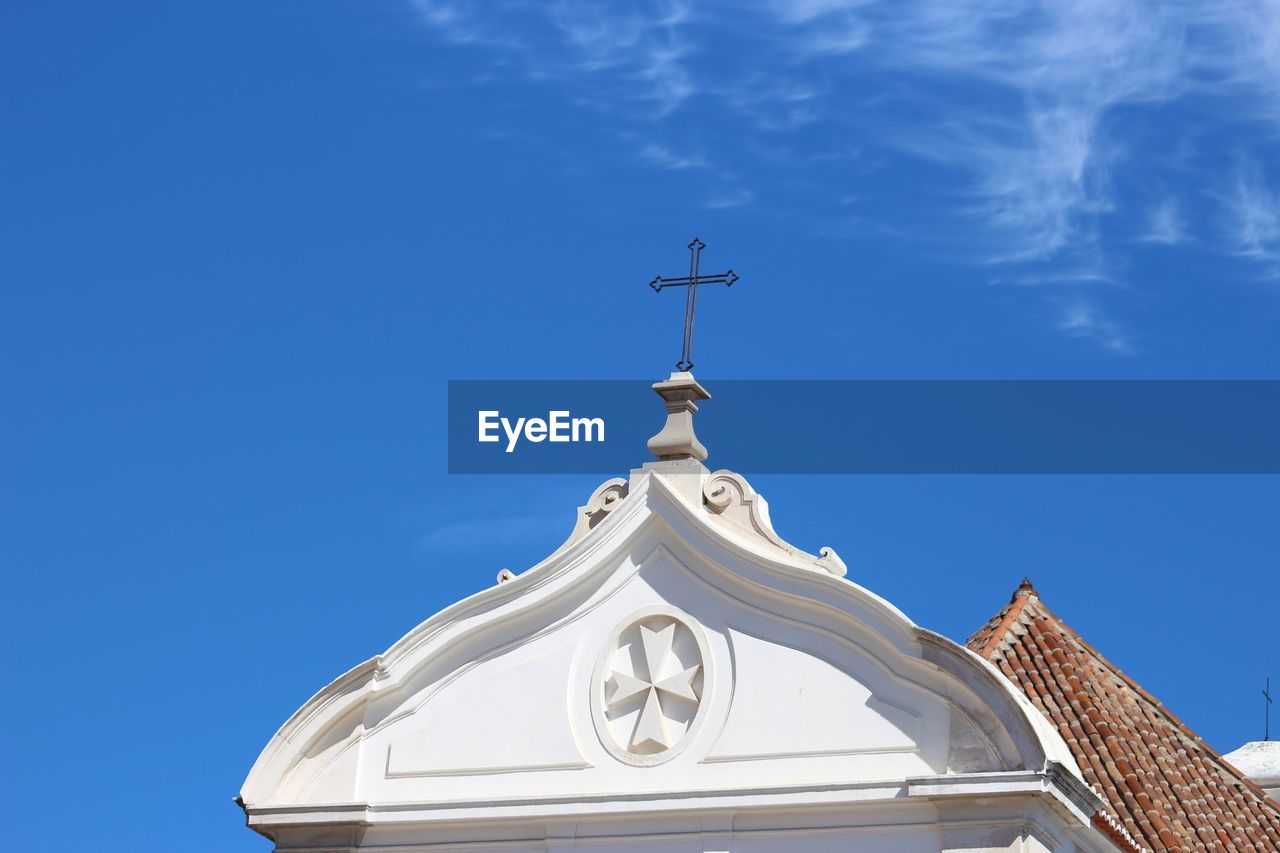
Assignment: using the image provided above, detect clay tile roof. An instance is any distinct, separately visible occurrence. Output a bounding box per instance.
[967,580,1280,852]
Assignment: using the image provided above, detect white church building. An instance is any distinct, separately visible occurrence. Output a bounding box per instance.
[240,372,1280,852]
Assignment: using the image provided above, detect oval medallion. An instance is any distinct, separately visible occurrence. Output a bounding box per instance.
[594,608,708,765]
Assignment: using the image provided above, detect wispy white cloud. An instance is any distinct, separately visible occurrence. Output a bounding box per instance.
[993,267,1120,288]
[408,0,1280,263]
[721,73,825,132]
[634,39,695,115]
[705,187,754,209]
[407,0,1280,349]
[1205,1,1280,116]
[411,0,469,37]
[636,142,706,170]
[968,106,1106,264]
[549,3,648,69]
[771,0,1188,268]
[1140,198,1186,245]
[413,0,698,115]
[1056,299,1135,355]
[1224,158,1280,265]
[411,0,521,48]
[777,6,869,54]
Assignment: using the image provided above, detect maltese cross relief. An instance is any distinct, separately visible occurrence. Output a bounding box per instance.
[604,617,704,755]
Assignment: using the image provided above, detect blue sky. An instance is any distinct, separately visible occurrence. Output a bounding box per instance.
[3,2,1279,850]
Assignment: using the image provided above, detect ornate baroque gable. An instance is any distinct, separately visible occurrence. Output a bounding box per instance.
[242,374,1124,852]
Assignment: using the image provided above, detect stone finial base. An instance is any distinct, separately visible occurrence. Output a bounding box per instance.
[647,372,711,462]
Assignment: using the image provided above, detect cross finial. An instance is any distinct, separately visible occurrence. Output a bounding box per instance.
[1265,677,1274,741]
[649,237,739,372]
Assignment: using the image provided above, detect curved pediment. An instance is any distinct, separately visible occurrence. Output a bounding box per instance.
[242,464,1079,814]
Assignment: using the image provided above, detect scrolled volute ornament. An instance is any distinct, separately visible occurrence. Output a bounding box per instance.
[549,478,630,558]
[702,470,786,549]
[703,469,851,578]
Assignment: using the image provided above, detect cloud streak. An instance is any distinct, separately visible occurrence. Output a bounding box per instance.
[408,0,1280,350]
[636,142,706,171]
[1056,299,1135,355]
[772,0,1191,265]
[1141,198,1186,245]
[1225,159,1280,264]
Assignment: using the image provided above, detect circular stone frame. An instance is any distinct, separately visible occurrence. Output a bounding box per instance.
[590,605,713,767]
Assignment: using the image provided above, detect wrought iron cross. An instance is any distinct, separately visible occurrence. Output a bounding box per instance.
[1265,677,1274,741]
[649,238,739,372]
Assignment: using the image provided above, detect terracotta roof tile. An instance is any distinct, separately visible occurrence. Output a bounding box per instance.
[967,580,1280,852]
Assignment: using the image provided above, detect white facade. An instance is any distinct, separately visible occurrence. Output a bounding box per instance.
[241,378,1126,851]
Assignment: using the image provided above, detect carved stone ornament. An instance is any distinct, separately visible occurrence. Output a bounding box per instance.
[703,470,787,548]
[593,608,710,766]
[703,470,848,577]
[550,478,629,557]
[815,547,848,577]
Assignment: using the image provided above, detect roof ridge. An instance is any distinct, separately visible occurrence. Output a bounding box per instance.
[1024,592,1280,821]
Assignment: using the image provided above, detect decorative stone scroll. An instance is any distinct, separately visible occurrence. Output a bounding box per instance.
[815,547,848,578]
[703,469,848,577]
[703,470,787,549]
[550,478,629,558]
